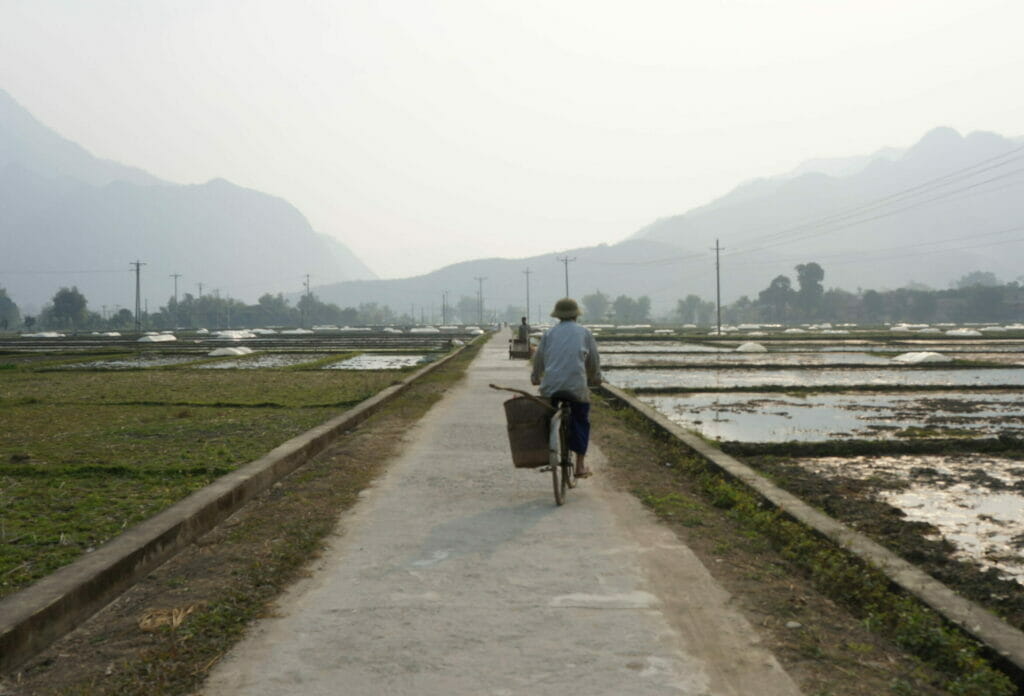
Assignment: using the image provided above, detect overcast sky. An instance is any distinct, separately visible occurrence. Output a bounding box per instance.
[1,0,1022,279]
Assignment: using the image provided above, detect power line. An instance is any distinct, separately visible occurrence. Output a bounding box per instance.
[729,167,1024,257]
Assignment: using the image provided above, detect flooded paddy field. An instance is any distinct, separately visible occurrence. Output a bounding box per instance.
[58,354,205,369]
[603,351,894,367]
[197,353,329,369]
[607,366,1024,390]
[643,391,1024,442]
[322,353,431,370]
[613,333,1024,603]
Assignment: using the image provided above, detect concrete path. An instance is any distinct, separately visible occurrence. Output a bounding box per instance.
[201,332,802,696]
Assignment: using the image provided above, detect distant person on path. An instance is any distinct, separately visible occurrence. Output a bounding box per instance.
[531,298,602,477]
[517,316,530,343]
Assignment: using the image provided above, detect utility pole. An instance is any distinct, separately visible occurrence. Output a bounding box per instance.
[473,276,486,325]
[712,239,723,335]
[442,291,448,325]
[170,273,181,328]
[130,260,146,334]
[197,282,204,298]
[303,274,311,329]
[523,267,532,324]
[557,256,575,297]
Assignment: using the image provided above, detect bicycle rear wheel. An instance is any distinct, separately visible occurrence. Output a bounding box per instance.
[553,404,572,504]
[552,456,566,505]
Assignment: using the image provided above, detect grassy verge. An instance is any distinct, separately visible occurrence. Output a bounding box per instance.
[592,395,1017,696]
[2,340,480,695]
[0,369,414,597]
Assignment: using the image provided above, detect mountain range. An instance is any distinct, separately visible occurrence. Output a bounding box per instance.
[3,84,1022,319]
[0,89,374,314]
[313,126,1024,316]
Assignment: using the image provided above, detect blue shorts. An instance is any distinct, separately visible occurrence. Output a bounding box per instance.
[550,397,591,455]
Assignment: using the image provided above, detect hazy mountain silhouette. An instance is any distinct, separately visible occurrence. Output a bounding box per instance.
[315,127,1023,317]
[311,238,688,322]
[633,127,1024,300]
[0,89,375,312]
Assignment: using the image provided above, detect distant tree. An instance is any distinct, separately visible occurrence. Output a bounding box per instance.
[954,270,1000,288]
[675,294,715,325]
[862,290,884,322]
[795,262,825,319]
[909,291,938,322]
[112,308,134,328]
[23,315,36,330]
[0,287,20,329]
[758,275,793,322]
[636,296,651,323]
[50,286,89,329]
[581,292,610,321]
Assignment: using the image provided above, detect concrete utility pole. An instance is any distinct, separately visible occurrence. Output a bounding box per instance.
[523,268,532,324]
[197,282,204,298]
[473,276,486,325]
[712,239,724,335]
[557,256,575,297]
[130,260,146,334]
[170,273,182,328]
[303,274,312,329]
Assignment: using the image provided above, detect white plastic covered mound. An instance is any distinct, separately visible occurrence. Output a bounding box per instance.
[252,328,278,335]
[892,351,952,364]
[314,325,341,331]
[383,327,404,334]
[981,326,1007,333]
[338,326,371,332]
[101,331,121,337]
[746,331,767,336]
[22,332,65,338]
[208,346,255,357]
[654,329,674,334]
[216,330,256,340]
[783,328,805,334]
[946,328,983,337]
[280,328,314,335]
[736,342,768,353]
[468,328,485,335]
[196,328,210,334]
[138,334,177,343]
[410,326,440,334]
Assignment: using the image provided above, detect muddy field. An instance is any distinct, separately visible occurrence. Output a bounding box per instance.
[602,331,1024,610]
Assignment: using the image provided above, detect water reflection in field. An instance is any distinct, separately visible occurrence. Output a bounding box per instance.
[799,455,1024,583]
[324,354,429,370]
[643,391,1024,442]
[609,367,1024,389]
[603,351,893,367]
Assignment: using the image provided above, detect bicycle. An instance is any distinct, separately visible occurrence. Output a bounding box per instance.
[545,397,577,505]
[491,384,578,506]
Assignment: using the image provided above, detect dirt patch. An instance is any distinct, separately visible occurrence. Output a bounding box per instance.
[0,343,479,696]
[589,397,989,696]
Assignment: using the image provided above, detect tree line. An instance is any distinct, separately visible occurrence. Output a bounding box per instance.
[2,264,1020,332]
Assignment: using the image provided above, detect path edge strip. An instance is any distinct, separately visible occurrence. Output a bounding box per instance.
[0,343,471,672]
[599,382,1024,676]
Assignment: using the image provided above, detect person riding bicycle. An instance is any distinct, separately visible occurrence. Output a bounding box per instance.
[517,316,530,343]
[530,298,602,478]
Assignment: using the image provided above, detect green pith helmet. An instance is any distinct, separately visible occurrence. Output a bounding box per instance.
[550,298,580,319]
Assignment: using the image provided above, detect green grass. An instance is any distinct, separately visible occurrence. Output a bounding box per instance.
[0,368,408,598]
